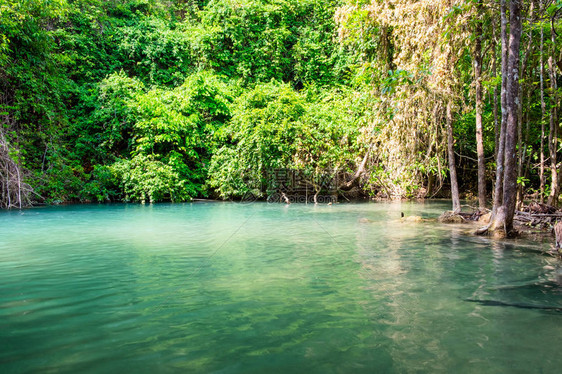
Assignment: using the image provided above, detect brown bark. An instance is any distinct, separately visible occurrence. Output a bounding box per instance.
[447,101,460,214]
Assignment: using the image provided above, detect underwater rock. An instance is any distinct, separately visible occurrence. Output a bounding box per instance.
[401,215,424,223]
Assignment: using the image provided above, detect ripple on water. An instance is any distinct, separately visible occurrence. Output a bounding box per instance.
[1,202,562,373]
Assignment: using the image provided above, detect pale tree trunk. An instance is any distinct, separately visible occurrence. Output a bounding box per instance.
[487,0,522,236]
[518,77,533,206]
[548,19,562,206]
[474,0,486,210]
[492,0,509,218]
[540,4,546,203]
[516,2,534,208]
[516,78,523,208]
[447,101,460,214]
[492,18,500,163]
[499,0,522,232]
[547,52,559,206]
[547,3,559,206]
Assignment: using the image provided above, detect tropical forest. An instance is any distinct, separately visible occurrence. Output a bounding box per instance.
[1,1,562,373]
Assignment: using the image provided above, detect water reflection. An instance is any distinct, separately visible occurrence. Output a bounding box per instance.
[1,202,561,373]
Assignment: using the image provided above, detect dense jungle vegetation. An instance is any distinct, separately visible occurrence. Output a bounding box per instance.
[0,0,561,233]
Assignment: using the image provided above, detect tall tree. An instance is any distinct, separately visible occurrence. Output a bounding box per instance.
[516,1,535,208]
[547,18,559,206]
[491,0,510,221]
[550,4,560,207]
[473,0,487,210]
[491,0,521,235]
[492,10,500,163]
[539,0,546,203]
[486,0,523,236]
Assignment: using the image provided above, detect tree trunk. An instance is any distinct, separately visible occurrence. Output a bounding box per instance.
[487,0,522,236]
[516,3,534,208]
[540,6,546,203]
[447,101,460,214]
[551,17,560,206]
[340,145,371,190]
[491,0,509,219]
[492,21,500,163]
[547,52,559,205]
[474,0,486,210]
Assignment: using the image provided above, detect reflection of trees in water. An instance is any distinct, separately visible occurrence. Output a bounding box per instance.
[476,239,562,307]
[354,217,562,372]
[355,217,458,372]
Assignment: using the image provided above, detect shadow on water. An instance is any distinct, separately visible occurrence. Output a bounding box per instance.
[462,238,562,313]
[464,298,562,313]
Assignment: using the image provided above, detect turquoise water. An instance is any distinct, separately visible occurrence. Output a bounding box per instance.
[1,201,561,373]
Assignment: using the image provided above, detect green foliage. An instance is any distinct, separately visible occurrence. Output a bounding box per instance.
[547,0,562,16]
[110,154,192,203]
[131,71,232,156]
[117,17,195,86]
[72,71,145,163]
[34,156,86,204]
[12,0,545,205]
[191,0,352,86]
[82,165,118,202]
[0,0,361,206]
[208,81,363,198]
[126,71,234,199]
[73,70,234,203]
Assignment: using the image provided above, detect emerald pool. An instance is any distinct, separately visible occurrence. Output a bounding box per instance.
[1,202,561,373]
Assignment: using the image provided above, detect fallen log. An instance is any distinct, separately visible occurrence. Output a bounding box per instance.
[512,210,561,230]
[522,202,557,214]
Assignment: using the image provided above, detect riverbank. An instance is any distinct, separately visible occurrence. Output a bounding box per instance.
[434,203,560,257]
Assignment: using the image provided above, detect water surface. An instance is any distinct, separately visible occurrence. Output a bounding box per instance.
[1,202,561,373]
